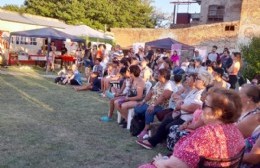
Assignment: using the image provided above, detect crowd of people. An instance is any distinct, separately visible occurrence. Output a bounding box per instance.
[54,43,259,168]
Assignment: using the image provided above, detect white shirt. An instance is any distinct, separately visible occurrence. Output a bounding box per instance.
[208,52,218,62]
[164,80,174,92]
[180,89,204,121]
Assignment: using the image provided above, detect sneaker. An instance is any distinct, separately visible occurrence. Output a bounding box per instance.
[137,130,148,140]
[118,119,126,126]
[100,116,112,122]
[121,122,127,128]
[136,140,153,150]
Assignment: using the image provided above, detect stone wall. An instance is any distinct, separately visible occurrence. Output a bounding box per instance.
[111,21,240,51]
[238,0,260,44]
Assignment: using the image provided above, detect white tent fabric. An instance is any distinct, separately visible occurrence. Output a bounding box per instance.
[63,25,113,40]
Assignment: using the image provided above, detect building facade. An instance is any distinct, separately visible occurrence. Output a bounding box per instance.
[198,0,243,24]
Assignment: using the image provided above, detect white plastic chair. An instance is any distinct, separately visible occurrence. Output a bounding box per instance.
[117,81,153,129]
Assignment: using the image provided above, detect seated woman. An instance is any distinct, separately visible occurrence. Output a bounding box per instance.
[62,64,82,86]
[241,126,260,168]
[237,84,260,138]
[136,70,213,149]
[114,65,146,128]
[236,84,260,167]
[167,85,213,151]
[139,88,245,168]
[212,67,229,89]
[100,67,131,122]
[134,69,174,139]
[73,72,101,92]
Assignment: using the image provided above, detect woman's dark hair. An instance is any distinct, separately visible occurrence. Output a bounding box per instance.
[112,60,119,66]
[208,88,242,123]
[120,67,128,75]
[95,58,102,63]
[242,84,260,104]
[158,68,171,80]
[173,74,182,83]
[129,65,141,77]
[186,73,197,82]
[214,67,224,77]
[120,58,129,67]
[205,60,212,66]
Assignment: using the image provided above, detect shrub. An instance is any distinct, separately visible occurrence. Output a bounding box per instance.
[240,37,260,81]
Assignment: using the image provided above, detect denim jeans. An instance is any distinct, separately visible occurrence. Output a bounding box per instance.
[84,59,93,68]
[134,103,164,124]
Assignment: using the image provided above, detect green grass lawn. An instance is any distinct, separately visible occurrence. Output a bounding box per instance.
[0,67,166,168]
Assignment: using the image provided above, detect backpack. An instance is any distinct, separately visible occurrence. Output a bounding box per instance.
[130,114,145,136]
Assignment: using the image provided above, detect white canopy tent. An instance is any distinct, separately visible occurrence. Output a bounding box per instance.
[63,25,114,41]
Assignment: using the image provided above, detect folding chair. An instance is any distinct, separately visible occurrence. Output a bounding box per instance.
[117,81,153,129]
[198,147,245,168]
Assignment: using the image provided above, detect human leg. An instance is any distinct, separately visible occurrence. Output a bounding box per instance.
[148,115,185,147]
[120,101,138,120]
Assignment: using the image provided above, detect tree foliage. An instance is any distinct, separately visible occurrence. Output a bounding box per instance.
[7,0,156,30]
[1,5,26,13]
[240,37,260,80]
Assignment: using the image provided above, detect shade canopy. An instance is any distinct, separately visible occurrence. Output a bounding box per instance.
[10,27,85,42]
[63,25,114,40]
[145,37,194,50]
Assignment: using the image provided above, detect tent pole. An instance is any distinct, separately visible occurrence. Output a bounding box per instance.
[7,34,12,66]
[46,37,51,74]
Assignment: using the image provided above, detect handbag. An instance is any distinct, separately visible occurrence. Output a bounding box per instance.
[127,89,137,97]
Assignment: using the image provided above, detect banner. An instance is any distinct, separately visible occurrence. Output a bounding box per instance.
[171,44,182,56]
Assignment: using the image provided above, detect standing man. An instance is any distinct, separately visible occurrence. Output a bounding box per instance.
[207,45,219,62]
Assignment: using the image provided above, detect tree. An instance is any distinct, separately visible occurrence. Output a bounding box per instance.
[1,5,26,13]
[240,37,260,80]
[22,0,156,30]
[151,10,172,28]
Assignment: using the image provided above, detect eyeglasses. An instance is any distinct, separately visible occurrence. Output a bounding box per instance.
[202,103,213,109]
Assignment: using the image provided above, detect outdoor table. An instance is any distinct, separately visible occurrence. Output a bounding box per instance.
[56,55,76,68]
[29,55,47,67]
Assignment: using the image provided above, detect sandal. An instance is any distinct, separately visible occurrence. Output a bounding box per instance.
[100,116,112,122]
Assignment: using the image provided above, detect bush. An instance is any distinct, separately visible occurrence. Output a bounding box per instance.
[240,37,260,81]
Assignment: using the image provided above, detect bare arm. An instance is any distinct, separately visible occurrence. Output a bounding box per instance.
[180,103,201,114]
[127,83,145,101]
[243,138,260,165]
[153,154,189,168]
[153,90,172,107]
[143,90,153,102]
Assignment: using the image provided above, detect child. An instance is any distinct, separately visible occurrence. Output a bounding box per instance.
[63,64,82,85]
[74,72,101,91]
[54,66,68,84]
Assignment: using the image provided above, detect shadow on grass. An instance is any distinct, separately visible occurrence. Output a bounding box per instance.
[0,72,167,168]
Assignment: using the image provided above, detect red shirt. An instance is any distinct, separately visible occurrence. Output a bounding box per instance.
[174,123,244,168]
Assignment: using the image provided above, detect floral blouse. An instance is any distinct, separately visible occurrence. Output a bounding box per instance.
[147,81,173,108]
[173,123,245,168]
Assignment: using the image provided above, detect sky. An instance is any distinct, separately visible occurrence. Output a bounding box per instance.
[0,0,200,14]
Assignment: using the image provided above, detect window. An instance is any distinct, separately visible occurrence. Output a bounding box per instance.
[208,5,225,22]
[29,38,37,45]
[11,36,37,45]
[225,25,235,31]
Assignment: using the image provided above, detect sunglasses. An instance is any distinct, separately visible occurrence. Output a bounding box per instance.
[202,102,213,109]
